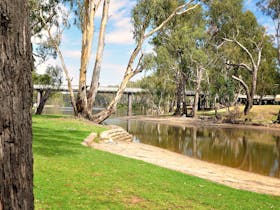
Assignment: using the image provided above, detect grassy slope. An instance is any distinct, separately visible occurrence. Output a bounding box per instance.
[198,105,280,124]
[33,115,280,209]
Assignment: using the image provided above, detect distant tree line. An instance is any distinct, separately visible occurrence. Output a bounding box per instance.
[134,0,280,117]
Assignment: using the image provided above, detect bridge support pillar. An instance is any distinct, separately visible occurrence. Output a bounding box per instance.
[128,93,132,116]
[37,91,42,107]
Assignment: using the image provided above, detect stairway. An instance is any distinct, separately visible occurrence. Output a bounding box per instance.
[100,126,132,142]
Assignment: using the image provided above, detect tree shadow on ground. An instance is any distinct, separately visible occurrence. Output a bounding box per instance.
[33,125,89,157]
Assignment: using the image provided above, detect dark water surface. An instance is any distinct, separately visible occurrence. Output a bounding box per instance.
[106,118,280,178]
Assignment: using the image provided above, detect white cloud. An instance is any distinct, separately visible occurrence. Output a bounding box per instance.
[105,0,136,44]
[63,50,81,59]
[99,63,126,85]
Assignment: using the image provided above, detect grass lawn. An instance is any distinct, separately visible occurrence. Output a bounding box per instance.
[198,105,280,124]
[33,115,280,209]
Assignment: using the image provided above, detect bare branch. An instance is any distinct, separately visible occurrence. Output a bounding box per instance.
[225,62,253,72]
[40,13,78,115]
[232,75,250,98]
[223,38,256,68]
[31,12,56,35]
[256,45,263,68]
[216,40,226,49]
[134,53,144,72]
[144,1,199,39]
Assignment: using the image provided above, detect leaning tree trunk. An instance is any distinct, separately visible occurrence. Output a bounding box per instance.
[90,1,199,123]
[35,89,51,115]
[87,0,110,113]
[91,71,135,123]
[0,0,34,209]
[232,75,252,116]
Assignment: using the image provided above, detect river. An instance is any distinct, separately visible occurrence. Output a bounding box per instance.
[106,118,280,178]
[43,107,280,178]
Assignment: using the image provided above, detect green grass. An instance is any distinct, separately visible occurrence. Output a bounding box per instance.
[198,105,280,124]
[33,115,280,209]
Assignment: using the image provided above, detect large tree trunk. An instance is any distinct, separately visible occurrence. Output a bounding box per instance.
[276,16,280,66]
[174,70,183,116]
[90,2,199,123]
[182,75,188,116]
[250,69,258,109]
[224,38,262,116]
[91,72,134,123]
[0,0,34,209]
[87,0,110,113]
[232,75,252,115]
[193,67,202,118]
[76,0,100,116]
[35,90,51,115]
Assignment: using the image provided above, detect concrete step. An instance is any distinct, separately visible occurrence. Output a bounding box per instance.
[100,127,132,142]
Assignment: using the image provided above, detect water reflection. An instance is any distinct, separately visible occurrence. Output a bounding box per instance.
[107,118,280,178]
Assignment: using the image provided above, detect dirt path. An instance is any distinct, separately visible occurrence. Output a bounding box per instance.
[92,140,280,196]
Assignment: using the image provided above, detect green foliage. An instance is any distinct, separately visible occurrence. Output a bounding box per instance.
[257,36,280,95]
[209,71,235,106]
[131,0,184,40]
[206,0,244,39]
[30,0,72,64]
[33,65,63,87]
[257,0,280,20]
[29,0,71,36]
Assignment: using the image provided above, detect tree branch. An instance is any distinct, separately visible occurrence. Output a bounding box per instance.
[40,13,78,115]
[232,75,250,98]
[144,1,199,39]
[223,38,256,68]
[225,62,253,72]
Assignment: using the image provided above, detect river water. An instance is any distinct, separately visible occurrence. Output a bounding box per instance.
[43,107,280,178]
[106,118,280,178]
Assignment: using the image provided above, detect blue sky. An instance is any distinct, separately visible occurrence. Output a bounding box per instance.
[34,0,275,86]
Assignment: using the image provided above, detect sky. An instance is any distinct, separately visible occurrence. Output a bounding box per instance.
[34,0,275,87]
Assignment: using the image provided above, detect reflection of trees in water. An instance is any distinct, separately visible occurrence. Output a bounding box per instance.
[270,137,280,177]
[238,137,253,172]
[126,120,280,177]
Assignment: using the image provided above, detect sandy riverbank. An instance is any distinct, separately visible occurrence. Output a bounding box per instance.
[92,139,280,196]
[119,115,280,133]
[89,115,280,196]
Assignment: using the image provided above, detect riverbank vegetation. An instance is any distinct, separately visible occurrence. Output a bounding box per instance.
[198,105,280,125]
[33,115,280,209]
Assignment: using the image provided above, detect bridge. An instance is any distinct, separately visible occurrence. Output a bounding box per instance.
[34,85,148,116]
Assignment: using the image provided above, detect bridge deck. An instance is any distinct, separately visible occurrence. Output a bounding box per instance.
[34,85,147,94]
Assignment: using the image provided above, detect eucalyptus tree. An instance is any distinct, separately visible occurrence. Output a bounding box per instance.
[257,0,280,65]
[208,0,268,115]
[91,0,199,123]
[40,0,109,117]
[39,0,199,122]
[33,66,63,114]
[30,0,71,63]
[256,36,279,98]
[150,4,211,117]
[1,0,34,208]
[140,48,177,115]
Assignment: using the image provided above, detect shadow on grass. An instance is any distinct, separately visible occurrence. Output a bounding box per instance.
[33,125,88,157]
[32,114,69,119]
